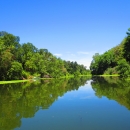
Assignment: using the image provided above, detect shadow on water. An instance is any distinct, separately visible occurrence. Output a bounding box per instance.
[91,76,130,110]
[0,77,90,130]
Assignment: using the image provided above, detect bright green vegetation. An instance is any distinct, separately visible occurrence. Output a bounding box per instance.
[0,80,29,84]
[91,76,130,110]
[0,77,90,130]
[0,31,90,81]
[90,28,130,78]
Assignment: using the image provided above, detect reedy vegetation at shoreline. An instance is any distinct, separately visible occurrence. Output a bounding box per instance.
[0,31,90,81]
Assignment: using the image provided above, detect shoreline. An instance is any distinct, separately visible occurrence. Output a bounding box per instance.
[0,75,92,84]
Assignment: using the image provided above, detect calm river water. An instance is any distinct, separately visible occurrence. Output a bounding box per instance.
[0,77,130,130]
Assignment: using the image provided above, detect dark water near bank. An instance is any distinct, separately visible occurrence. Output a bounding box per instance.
[0,77,130,130]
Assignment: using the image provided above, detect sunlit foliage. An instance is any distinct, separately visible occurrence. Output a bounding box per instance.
[0,31,90,80]
[90,28,130,77]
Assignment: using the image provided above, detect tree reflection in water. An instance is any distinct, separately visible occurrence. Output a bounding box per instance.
[91,76,130,110]
[0,77,90,130]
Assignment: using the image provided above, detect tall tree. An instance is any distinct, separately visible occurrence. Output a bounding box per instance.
[123,28,130,62]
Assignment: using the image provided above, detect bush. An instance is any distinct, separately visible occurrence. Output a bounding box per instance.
[22,71,30,79]
[104,67,118,75]
[7,61,23,80]
[116,59,130,78]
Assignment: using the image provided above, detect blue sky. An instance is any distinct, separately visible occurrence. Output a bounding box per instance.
[1,0,130,68]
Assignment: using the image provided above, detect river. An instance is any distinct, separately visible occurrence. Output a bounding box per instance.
[0,76,130,130]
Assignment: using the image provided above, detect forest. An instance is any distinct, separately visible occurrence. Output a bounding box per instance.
[90,28,130,78]
[0,31,90,81]
[1,28,130,81]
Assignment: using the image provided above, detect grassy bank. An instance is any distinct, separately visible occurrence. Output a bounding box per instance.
[0,75,92,84]
[0,80,29,84]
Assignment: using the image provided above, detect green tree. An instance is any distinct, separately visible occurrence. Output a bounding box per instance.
[0,31,21,80]
[90,28,130,76]
[123,28,130,62]
[21,43,38,69]
[0,49,13,80]
[90,53,102,75]
[116,59,130,78]
[7,61,23,80]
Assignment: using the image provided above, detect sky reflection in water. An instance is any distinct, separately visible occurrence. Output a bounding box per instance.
[14,79,130,130]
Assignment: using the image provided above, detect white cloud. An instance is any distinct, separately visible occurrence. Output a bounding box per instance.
[66,52,71,54]
[76,58,92,68]
[57,51,98,68]
[65,52,76,56]
[77,51,89,55]
[70,54,75,56]
[66,57,92,68]
[54,53,62,57]
[79,85,92,91]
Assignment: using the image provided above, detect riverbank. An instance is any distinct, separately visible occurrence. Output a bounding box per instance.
[0,80,29,84]
[0,75,92,84]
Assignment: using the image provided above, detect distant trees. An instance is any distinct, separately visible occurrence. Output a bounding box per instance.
[64,61,90,76]
[90,28,130,78]
[0,31,89,80]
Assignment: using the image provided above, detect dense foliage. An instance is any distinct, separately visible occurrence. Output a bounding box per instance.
[90,28,130,77]
[0,31,90,80]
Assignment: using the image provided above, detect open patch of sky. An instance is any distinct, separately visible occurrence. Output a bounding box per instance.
[1,0,130,67]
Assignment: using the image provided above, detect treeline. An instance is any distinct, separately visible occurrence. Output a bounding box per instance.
[90,28,130,77]
[0,31,90,80]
